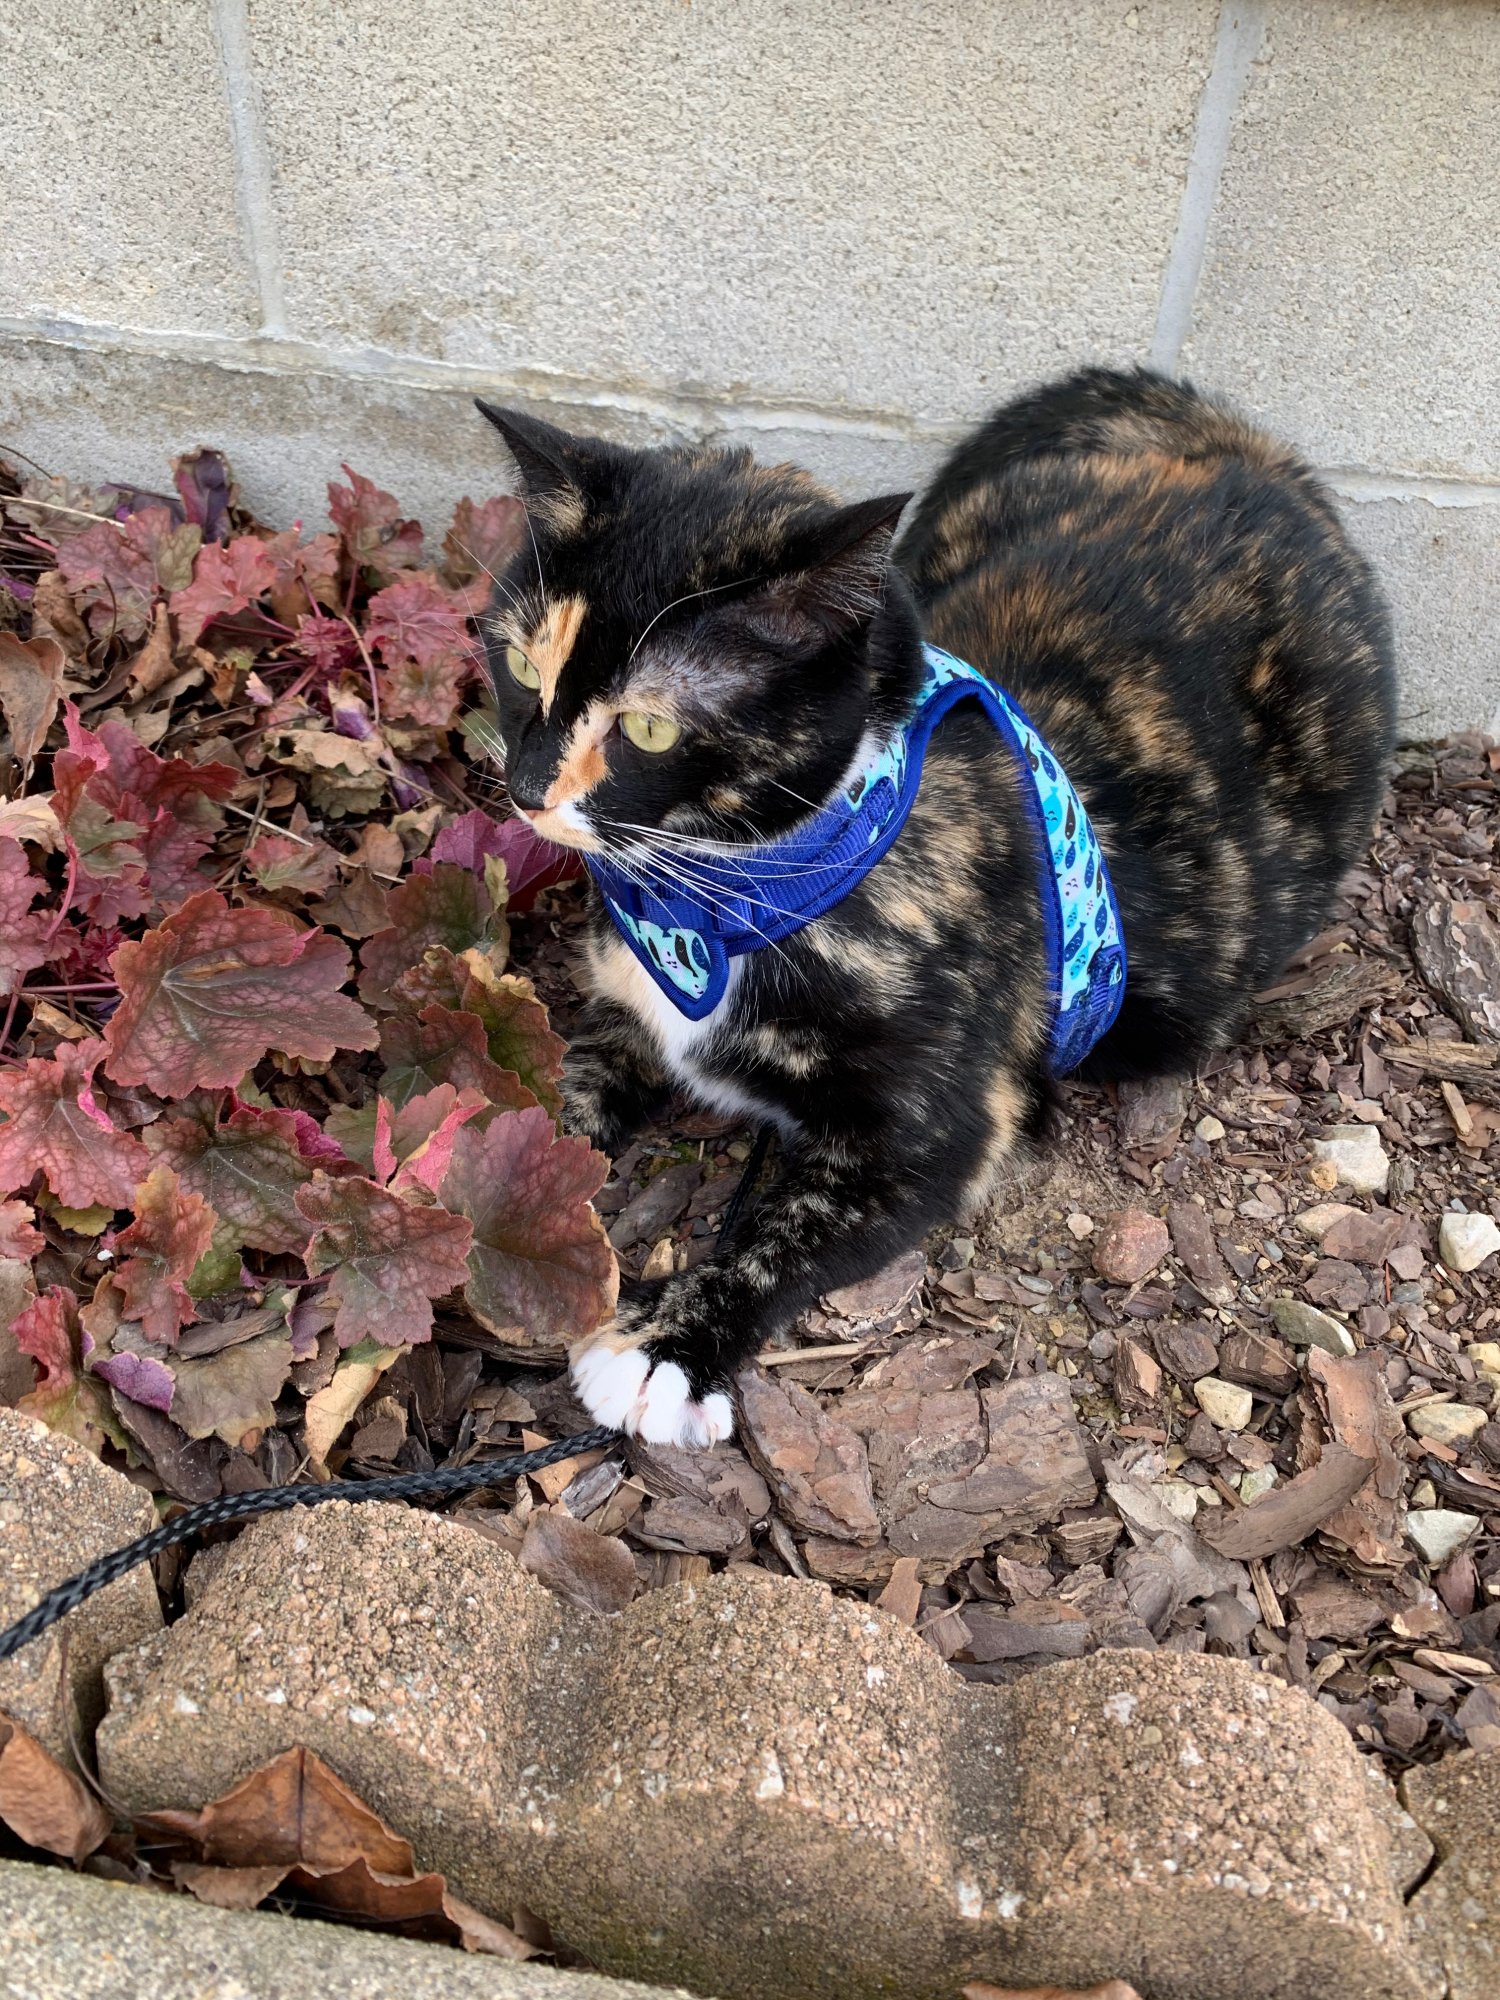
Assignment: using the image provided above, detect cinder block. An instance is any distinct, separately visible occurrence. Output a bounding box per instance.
[97,1500,1430,1999]
[1334,493,1500,740]
[243,0,1219,420]
[1184,0,1500,481]
[0,2,257,336]
[0,333,942,547]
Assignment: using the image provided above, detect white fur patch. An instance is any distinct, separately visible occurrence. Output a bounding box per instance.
[588,935,800,1139]
[570,1337,735,1447]
[571,1342,649,1429]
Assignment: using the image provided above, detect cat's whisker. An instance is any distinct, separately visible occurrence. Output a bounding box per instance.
[610,837,809,983]
[520,504,548,598]
[603,819,835,879]
[625,577,759,669]
[614,835,811,937]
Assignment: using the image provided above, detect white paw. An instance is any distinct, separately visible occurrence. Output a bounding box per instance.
[570,1339,734,1448]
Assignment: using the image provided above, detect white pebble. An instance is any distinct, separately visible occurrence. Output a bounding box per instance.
[1194,1376,1254,1431]
[1406,1508,1480,1566]
[1439,1211,1500,1274]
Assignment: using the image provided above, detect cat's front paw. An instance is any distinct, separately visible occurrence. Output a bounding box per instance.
[558,1060,626,1156]
[570,1327,734,1448]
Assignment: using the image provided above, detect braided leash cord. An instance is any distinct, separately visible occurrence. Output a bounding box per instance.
[0,1427,619,1665]
[0,1123,780,1667]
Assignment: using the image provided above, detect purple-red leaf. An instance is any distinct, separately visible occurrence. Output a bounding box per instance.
[439,1107,616,1357]
[13,1285,125,1453]
[0,841,56,996]
[88,1325,176,1414]
[172,448,236,541]
[441,494,524,603]
[364,573,473,670]
[244,831,342,899]
[0,631,66,769]
[53,521,157,642]
[0,1038,151,1208]
[430,809,581,913]
[170,537,278,649]
[328,467,423,585]
[377,1003,537,1113]
[376,1085,490,1196]
[0,1199,45,1259]
[104,891,377,1095]
[144,1094,348,1255]
[112,1166,217,1346]
[391,952,564,1119]
[296,1173,473,1349]
[377,654,469,730]
[357,865,496,1007]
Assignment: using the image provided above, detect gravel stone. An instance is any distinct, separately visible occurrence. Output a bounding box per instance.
[1092,1209,1171,1285]
[1310,1125,1391,1195]
[1438,1211,1500,1274]
[1406,1509,1482,1565]
[1272,1297,1358,1356]
[1193,1376,1255,1431]
[1407,1403,1488,1447]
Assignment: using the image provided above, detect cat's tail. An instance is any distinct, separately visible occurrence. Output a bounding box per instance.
[896,365,1323,600]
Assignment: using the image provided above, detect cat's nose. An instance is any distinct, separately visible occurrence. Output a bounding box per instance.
[507,772,548,814]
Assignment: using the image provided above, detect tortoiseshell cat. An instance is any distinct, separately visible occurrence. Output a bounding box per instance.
[479,368,1395,1448]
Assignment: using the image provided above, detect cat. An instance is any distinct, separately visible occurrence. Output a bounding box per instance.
[477,367,1396,1449]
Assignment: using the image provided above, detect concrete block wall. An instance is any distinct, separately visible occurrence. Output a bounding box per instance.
[1,0,1495,736]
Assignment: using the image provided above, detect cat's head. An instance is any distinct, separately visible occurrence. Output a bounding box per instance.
[475,403,918,858]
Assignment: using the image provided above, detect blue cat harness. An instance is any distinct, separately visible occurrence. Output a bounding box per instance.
[587,644,1126,1075]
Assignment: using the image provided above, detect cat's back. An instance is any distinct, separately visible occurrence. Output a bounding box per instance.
[897,364,1335,603]
[895,365,1393,810]
[895,366,1397,1070]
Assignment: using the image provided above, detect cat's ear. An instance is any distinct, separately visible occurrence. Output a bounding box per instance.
[750,493,913,642]
[475,402,592,526]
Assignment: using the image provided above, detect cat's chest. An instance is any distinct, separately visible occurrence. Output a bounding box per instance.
[586,926,799,1136]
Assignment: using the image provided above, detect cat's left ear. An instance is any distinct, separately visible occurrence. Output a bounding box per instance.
[751,493,914,641]
[475,401,594,528]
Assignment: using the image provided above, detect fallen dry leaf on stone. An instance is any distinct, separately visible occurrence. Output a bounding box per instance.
[139,1745,535,1956]
[0,1710,111,1861]
[520,1505,638,1614]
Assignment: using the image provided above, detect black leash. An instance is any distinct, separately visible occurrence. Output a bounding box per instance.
[0,1429,620,1666]
[0,1125,778,1665]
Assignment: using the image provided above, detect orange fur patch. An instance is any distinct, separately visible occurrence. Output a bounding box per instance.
[530,594,587,715]
[546,705,610,808]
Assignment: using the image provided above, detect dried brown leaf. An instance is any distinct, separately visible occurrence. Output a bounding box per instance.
[0,1712,110,1861]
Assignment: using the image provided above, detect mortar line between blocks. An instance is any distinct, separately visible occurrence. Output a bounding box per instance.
[4,313,1500,512]
[1148,0,1267,374]
[209,0,289,339]
[0,314,942,447]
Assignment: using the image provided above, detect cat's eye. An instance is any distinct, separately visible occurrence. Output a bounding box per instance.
[505,645,541,691]
[621,711,682,754]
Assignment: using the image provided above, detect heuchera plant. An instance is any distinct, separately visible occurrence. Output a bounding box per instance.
[0,446,604,1488]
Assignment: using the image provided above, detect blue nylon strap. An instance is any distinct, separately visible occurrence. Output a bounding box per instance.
[587,645,1126,1074]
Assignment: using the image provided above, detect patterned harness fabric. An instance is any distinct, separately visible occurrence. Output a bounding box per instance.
[588,645,1127,1075]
